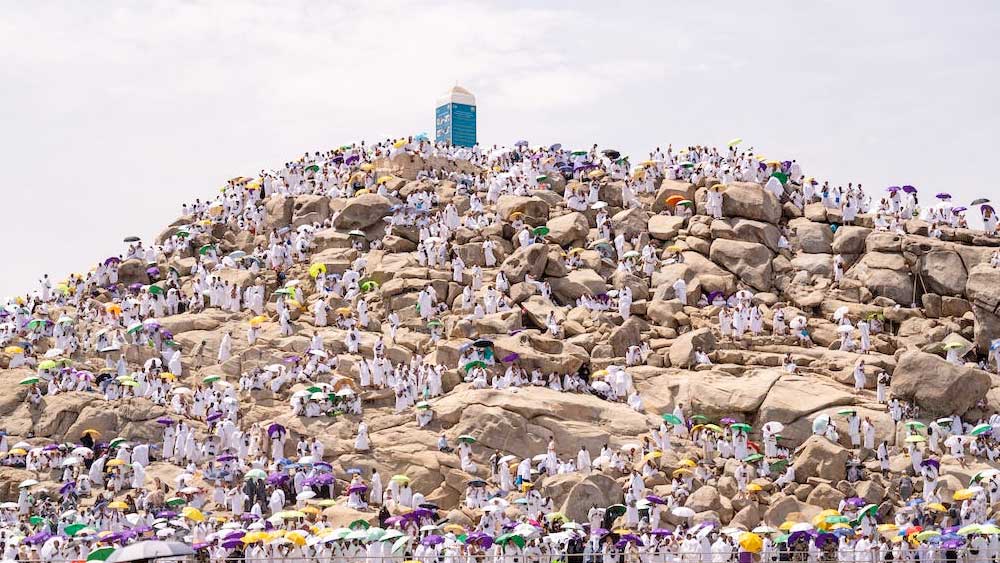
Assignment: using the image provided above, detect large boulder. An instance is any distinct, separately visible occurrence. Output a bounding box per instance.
[668,327,716,368]
[333,194,392,230]
[889,350,990,416]
[610,208,649,239]
[792,220,834,254]
[496,195,550,224]
[117,259,151,286]
[832,225,872,255]
[709,239,774,291]
[722,182,782,223]
[687,370,781,419]
[653,180,697,212]
[967,264,1000,354]
[546,473,624,523]
[548,269,607,304]
[648,215,686,241]
[792,436,849,483]
[845,252,915,305]
[918,249,968,297]
[545,212,589,247]
[500,244,548,283]
[264,196,294,230]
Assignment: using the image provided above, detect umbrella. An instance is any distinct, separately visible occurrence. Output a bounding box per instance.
[971,423,992,436]
[458,435,476,444]
[87,547,116,561]
[671,507,695,518]
[661,413,683,425]
[936,193,952,200]
[972,198,990,205]
[812,414,830,433]
[727,138,742,147]
[739,533,763,553]
[123,236,140,243]
[104,541,194,563]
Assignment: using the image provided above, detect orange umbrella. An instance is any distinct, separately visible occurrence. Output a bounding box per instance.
[665,195,685,206]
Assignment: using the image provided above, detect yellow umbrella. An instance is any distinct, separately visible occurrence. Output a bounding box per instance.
[747,483,763,492]
[376,175,393,185]
[82,429,101,437]
[592,369,608,378]
[108,501,128,510]
[159,372,177,381]
[355,188,371,196]
[4,346,23,354]
[249,315,268,327]
[106,459,125,467]
[588,169,605,179]
[309,263,327,278]
[359,163,374,172]
[672,468,692,477]
[105,304,122,316]
[301,506,321,515]
[678,459,696,468]
[778,521,796,531]
[7,448,27,456]
[442,524,465,534]
[666,245,683,253]
[335,307,352,316]
[954,488,976,501]
[393,139,407,149]
[739,532,763,553]
[925,503,947,513]
[182,507,205,522]
[642,451,663,463]
[284,532,306,547]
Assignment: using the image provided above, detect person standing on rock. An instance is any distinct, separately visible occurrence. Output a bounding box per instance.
[853,359,866,393]
[847,411,861,448]
[217,331,232,364]
[672,278,687,306]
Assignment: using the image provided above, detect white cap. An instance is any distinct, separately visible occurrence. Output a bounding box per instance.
[437,84,475,107]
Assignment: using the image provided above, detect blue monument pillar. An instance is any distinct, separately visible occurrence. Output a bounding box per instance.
[435,85,476,147]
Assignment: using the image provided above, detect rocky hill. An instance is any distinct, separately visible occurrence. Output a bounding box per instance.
[2,144,1000,533]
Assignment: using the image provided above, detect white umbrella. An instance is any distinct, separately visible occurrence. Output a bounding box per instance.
[296,490,316,501]
[762,421,784,434]
[671,506,695,518]
[171,387,192,395]
[790,523,814,533]
[498,454,517,464]
[833,306,850,321]
[105,540,194,562]
[44,348,65,358]
[837,324,854,334]
[61,457,82,467]
[299,456,316,465]
[18,479,38,489]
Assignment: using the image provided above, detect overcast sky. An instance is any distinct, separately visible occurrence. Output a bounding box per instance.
[1,1,996,298]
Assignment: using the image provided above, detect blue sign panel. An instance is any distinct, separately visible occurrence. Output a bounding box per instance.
[451,103,477,147]
[435,104,451,144]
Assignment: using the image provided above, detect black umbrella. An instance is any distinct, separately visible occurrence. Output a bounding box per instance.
[123,236,140,243]
[972,198,990,205]
[602,149,621,160]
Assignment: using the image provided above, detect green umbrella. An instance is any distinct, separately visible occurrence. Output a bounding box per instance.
[775,534,789,544]
[689,414,708,423]
[391,536,412,554]
[427,320,442,328]
[29,516,45,526]
[458,435,476,444]
[971,423,992,436]
[744,453,764,463]
[606,504,626,517]
[836,409,856,416]
[770,459,789,472]
[903,421,926,430]
[165,497,186,506]
[19,376,39,386]
[198,244,215,255]
[495,533,526,548]
[109,438,128,449]
[148,285,164,295]
[203,375,221,384]
[361,280,379,292]
[26,319,46,330]
[64,523,88,536]
[532,226,550,237]
[349,518,370,530]
[731,423,752,433]
[463,360,487,372]
[306,164,320,173]
[87,547,115,561]
[826,515,849,524]
[306,386,324,394]
[771,172,789,185]
[274,288,294,296]
[38,359,58,370]
[126,322,143,335]
[571,150,588,156]
[245,468,267,480]
[661,414,683,425]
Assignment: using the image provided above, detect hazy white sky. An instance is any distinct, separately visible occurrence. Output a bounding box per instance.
[1,1,996,298]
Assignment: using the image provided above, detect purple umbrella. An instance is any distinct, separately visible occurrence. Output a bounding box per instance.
[347,483,368,493]
[192,542,211,551]
[105,257,122,265]
[952,206,967,213]
[267,423,285,437]
[345,154,360,165]
[592,527,609,537]
[156,417,175,425]
[920,459,940,470]
[844,497,865,507]
[411,508,434,518]
[223,531,245,540]
[384,516,404,526]
[645,495,666,505]
[467,532,494,548]
[266,473,289,485]
[221,539,243,549]
[156,511,177,519]
[217,454,236,462]
[43,444,59,451]
[132,525,153,534]
[814,533,837,548]
[501,353,519,363]
[421,534,444,546]
[314,462,333,472]
[146,267,160,276]
[23,532,51,545]
[161,330,173,340]
[886,186,900,192]
[720,417,737,425]
[206,412,223,423]
[936,192,952,200]
[240,513,259,521]
[788,531,813,544]
[902,185,916,193]
[942,539,965,549]
[650,528,673,536]
[983,205,996,214]
[59,482,76,494]
[312,473,334,485]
